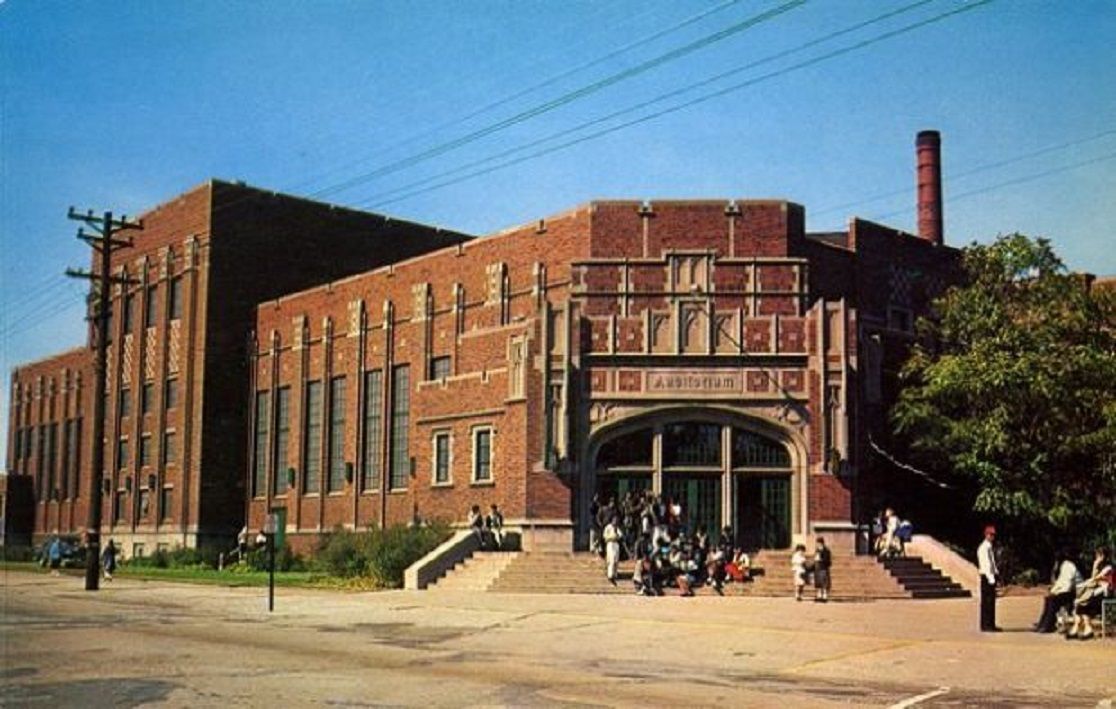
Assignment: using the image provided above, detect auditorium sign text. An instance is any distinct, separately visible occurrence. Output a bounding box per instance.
[646,369,741,393]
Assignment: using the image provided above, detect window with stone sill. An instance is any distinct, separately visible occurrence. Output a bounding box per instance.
[472,427,493,484]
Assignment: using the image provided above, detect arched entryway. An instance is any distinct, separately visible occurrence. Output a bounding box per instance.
[588,411,799,550]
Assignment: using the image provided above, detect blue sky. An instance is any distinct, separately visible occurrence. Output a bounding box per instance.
[2,0,1114,459]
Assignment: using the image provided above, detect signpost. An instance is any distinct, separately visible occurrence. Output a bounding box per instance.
[263,513,278,612]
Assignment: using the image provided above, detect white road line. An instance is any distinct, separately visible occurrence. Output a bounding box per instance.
[888,686,950,709]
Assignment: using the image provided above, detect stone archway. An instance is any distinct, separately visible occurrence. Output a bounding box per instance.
[584,406,807,550]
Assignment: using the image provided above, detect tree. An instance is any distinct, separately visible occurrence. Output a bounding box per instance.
[892,234,1116,547]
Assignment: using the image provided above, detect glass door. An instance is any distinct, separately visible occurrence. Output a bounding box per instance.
[663,475,721,537]
[737,476,790,549]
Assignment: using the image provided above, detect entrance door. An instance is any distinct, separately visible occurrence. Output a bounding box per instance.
[737,476,790,549]
[663,476,721,537]
[596,474,652,504]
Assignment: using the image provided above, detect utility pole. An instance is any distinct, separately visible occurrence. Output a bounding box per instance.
[66,208,142,591]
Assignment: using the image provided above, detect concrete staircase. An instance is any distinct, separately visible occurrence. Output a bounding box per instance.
[430,550,935,599]
[428,551,520,591]
[879,556,972,598]
[742,551,910,600]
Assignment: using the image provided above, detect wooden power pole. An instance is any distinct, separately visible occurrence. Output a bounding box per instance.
[66,208,142,591]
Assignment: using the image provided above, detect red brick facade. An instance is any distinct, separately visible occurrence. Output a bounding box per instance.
[7,148,960,556]
[247,199,958,553]
[5,181,469,555]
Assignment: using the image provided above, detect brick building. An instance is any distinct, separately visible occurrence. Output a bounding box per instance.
[246,133,959,554]
[8,133,960,556]
[5,181,469,555]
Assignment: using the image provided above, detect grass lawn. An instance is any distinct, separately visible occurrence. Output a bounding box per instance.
[0,561,385,590]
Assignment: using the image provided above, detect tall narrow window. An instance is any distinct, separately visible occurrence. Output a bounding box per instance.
[36,426,45,499]
[362,371,382,490]
[162,431,176,466]
[119,388,132,419]
[253,391,270,497]
[117,437,129,471]
[141,382,154,414]
[123,293,135,333]
[389,365,410,490]
[160,486,173,521]
[46,423,58,498]
[169,277,183,320]
[164,378,179,409]
[69,419,82,498]
[139,434,152,467]
[327,377,347,492]
[144,285,157,328]
[433,432,451,485]
[58,424,69,499]
[429,356,451,381]
[303,381,322,493]
[274,387,290,494]
[473,428,493,483]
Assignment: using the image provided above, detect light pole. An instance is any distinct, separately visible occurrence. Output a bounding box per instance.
[263,512,278,612]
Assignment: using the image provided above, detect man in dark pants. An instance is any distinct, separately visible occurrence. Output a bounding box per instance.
[977,525,1001,631]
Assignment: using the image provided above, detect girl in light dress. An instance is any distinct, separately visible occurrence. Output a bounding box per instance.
[791,543,808,601]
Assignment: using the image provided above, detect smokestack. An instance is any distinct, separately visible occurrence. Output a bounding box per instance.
[916,130,943,245]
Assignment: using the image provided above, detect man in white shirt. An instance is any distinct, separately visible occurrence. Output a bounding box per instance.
[1033,549,1080,633]
[977,525,1001,631]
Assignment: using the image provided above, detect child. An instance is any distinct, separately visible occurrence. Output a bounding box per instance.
[814,537,832,602]
[791,543,808,601]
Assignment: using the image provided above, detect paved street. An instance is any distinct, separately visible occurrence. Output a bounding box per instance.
[1,570,1112,708]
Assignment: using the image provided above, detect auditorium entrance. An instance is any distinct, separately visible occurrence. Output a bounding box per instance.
[591,414,795,549]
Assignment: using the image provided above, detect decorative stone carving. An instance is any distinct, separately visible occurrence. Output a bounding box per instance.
[412,283,430,321]
[292,315,307,350]
[485,262,505,305]
[348,299,363,337]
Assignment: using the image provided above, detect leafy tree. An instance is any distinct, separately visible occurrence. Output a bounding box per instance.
[892,234,1116,547]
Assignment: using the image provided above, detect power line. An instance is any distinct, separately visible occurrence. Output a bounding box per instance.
[0,291,86,341]
[814,127,1116,218]
[291,0,748,195]
[312,0,809,199]
[869,150,1116,222]
[362,0,941,207]
[0,281,84,337]
[360,0,997,209]
[282,0,658,191]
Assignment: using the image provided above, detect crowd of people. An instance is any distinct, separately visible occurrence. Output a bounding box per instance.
[1032,545,1113,641]
[589,491,756,596]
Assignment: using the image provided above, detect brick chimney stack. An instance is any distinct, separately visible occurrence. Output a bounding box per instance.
[916,130,943,246]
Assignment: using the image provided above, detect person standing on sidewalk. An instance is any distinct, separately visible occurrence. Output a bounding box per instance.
[977,525,1001,631]
[101,540,117,582]
[814,537,832,602]
[603,515,622,585]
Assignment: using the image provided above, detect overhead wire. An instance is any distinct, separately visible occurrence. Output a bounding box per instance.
[869,150,1116,223]
[358,0,997,209]
[291,0,748,194]
[360,0,942,206]
[813,127,1116,218]
[311,0,810,199]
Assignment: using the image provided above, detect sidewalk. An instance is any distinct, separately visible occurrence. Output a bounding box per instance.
[3,571,1113,707]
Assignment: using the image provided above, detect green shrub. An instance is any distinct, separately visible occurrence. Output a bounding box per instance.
[1,546,36,563]
[313,522,449,587]
[245,543,306,572]
[1012,568,1041,587]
